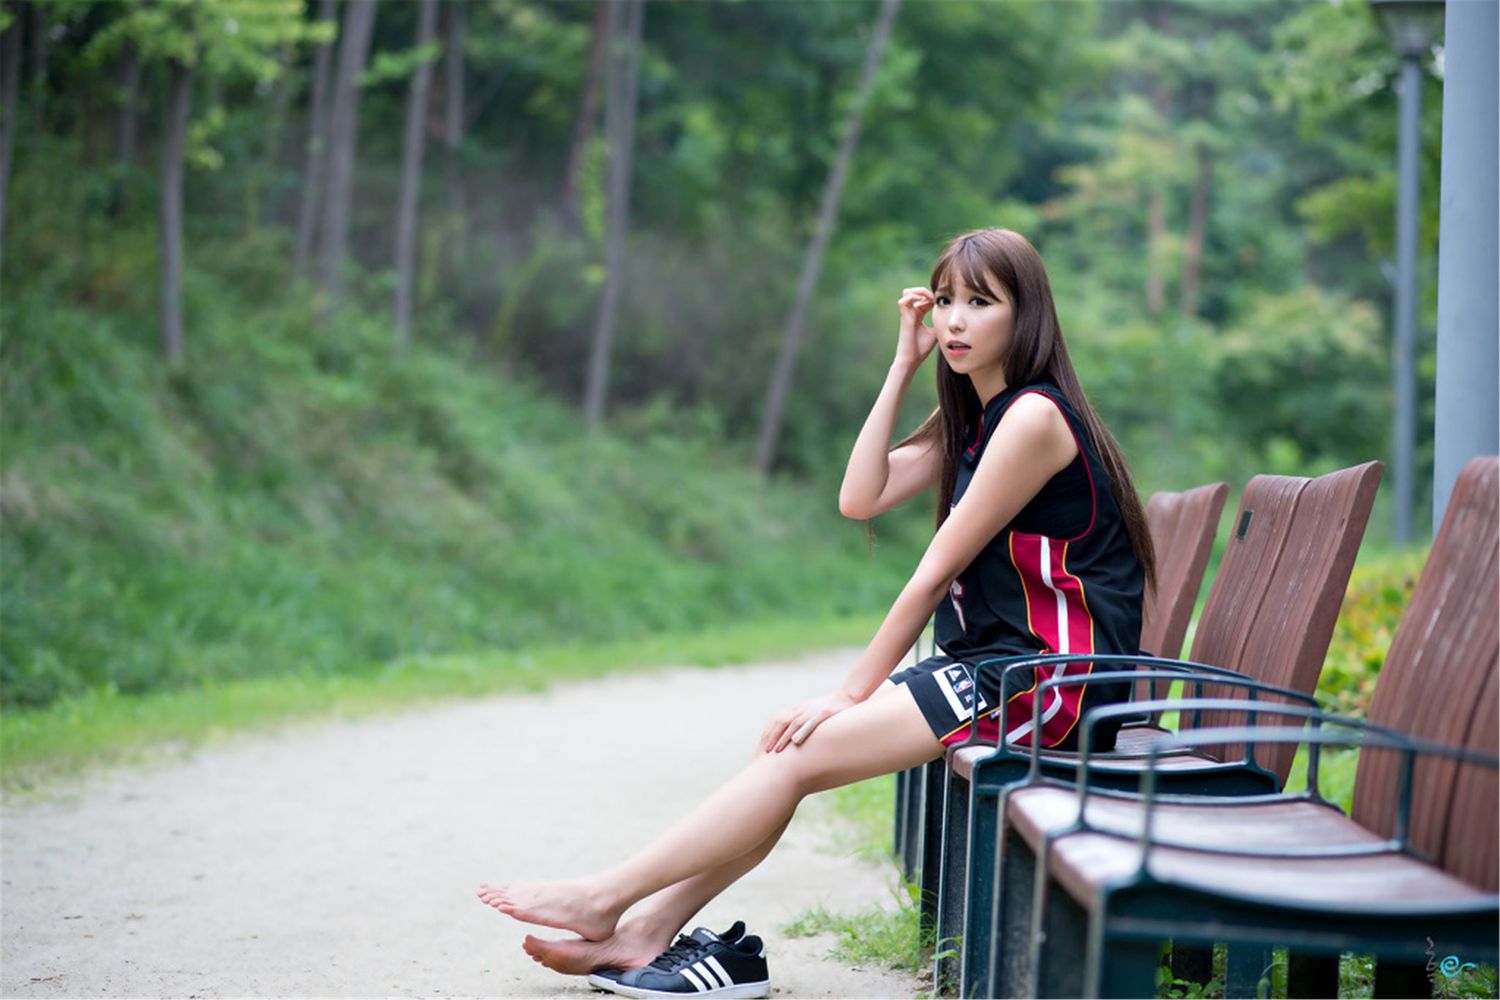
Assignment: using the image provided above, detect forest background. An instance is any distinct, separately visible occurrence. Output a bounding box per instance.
[0,0,1442,756]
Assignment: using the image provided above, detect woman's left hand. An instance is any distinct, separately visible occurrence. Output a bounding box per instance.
[760,690,858,753]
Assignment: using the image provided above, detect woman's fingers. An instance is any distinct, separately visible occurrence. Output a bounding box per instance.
[772,710,822,752]
[772,712,805,753]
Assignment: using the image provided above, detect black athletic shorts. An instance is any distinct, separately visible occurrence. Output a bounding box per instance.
[891,652,1125,751]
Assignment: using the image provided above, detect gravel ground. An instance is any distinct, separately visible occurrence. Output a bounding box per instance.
[1,651,924,999]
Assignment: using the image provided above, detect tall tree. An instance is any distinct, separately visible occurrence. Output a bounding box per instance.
[317,0,377,307]
[293,0,339,283]
[86,0,316,362]
[0,5,20,268]
[394,0,439,347]
[562,0,608,224]
[113,41,143,166]
[28,1,46,129]
[158,57,191,364]
[441,0,466,279]
[755,0,901,474]
[583,0,644,430]
[1179,139,1212,317]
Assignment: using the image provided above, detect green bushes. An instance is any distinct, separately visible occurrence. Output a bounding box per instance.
[0,254,926,709]
[1317,549,1425,719]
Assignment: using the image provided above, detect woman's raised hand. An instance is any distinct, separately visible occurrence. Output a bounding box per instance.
[895,287,938,371]
[760,690,857,753]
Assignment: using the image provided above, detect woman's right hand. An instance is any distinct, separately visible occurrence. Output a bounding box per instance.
[895,287,938,371]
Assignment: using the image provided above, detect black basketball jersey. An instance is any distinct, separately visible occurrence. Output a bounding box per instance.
[933,380,1145,748]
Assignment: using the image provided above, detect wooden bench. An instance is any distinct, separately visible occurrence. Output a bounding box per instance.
[923,481,1227,989]
[950,460,1382,997]
[892,483,1229,888]
[1004,455,1499,998]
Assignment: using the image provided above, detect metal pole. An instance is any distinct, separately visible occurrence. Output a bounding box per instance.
[1432,0,1499,533]
[1391,56,1422,546]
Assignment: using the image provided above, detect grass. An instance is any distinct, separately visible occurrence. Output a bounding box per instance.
[1,612,881,791]
[781,775,933,985]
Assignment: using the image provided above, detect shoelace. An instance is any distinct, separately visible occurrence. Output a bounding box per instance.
[648,934,709,972]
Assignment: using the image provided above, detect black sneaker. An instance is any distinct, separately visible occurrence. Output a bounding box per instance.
[610,925,769,999]
[586,922,748,995]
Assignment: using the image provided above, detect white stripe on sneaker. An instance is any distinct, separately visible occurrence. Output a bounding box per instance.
[703,956,734,988]
[690,961,721,989]
[679,965,709,992]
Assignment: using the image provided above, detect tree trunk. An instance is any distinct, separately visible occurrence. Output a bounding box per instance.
[159,59,193,366]
[582,0,644,430]
[265,43,294,164]
[293,0,339,283]
[0,7,20,268]
[1179,141,1211,319]
[29,1,46,130]
[563,0,608,224]
[442,0,467,276]
[1144,81,1170,317]
[260,42,295,201]
[394,0,438,347]
[1144,5,1172,318]
[754,0,901,474]
[1144,186,1166,315]
[114,42,142,168]
[107,41,143,219]
[317,0,377,308]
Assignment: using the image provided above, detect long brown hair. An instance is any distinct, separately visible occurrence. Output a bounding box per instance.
[898,229,1156,591]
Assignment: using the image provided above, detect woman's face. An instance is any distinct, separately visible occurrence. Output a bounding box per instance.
[931,268,1015,383]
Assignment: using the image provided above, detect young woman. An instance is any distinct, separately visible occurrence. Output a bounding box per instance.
[478,228,1155,983]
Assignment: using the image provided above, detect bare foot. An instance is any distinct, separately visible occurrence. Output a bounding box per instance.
[521,921,670,976]
[475,880,622,941]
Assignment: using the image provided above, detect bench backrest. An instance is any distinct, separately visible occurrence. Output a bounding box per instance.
[1351,456,1499,891]
[1134,483,1229,710]
[1140,483,1230,660]
[1180,461,1384,781]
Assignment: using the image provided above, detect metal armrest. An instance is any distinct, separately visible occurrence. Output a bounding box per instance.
[968,653,1277,753]
[1126,704,1499,859]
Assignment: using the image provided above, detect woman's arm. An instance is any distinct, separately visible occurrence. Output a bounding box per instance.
[763,393,1080,752]
[838,288,942,520]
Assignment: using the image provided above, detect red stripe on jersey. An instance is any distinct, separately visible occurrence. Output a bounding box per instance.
[1007,532,1098,748]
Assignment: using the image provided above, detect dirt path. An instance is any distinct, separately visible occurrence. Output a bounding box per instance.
[1,651,924,998]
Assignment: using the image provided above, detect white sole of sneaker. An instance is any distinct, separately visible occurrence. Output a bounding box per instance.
[606,980,770,999]
[587,970,630,994]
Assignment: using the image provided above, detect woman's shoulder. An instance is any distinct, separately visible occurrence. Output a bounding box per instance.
[996,389,1069,435]
[992,382,1075,429]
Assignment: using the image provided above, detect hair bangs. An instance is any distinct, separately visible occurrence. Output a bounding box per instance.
[929,237,1004,303]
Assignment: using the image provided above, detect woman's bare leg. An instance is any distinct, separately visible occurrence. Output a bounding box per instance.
[521,818,791,975]
[478,683,941,940]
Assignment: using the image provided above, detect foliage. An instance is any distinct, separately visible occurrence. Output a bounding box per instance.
[1209,286,1389,479]
[1317,549,1425,719]
[4,0,1447,709]
[83,0,326,79]
[0,199,927,707]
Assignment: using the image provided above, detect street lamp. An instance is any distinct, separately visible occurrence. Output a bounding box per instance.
[1370,0,1444,546]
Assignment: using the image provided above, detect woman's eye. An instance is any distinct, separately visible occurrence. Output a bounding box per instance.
[934,296,951,307]
[970,297,989,307]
